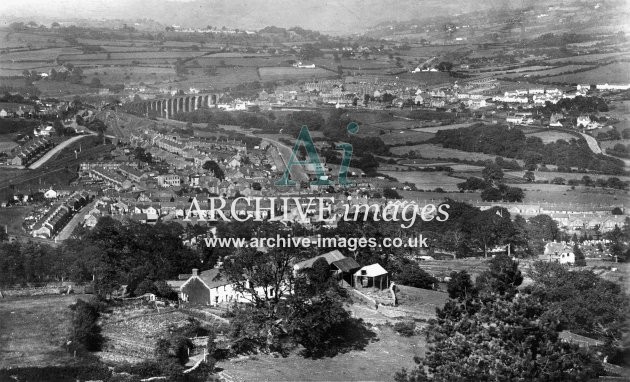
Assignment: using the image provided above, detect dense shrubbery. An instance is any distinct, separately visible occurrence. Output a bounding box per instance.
[393,321,416,337]
[69,298,104,352]
[0,217,207,296]
[432,124,625,174]
[395,255,611,382]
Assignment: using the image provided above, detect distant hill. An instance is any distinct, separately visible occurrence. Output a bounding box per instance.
[0,0,545,35]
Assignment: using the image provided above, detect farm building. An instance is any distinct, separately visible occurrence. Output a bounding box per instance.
[292,249,360,284]
[176,268,277,306]
[353,263,390,290]
[541,242,575,264]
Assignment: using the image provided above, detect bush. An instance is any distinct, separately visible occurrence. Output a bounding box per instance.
[396,264,438,289]
[393,321,416,337]
[69,299,104,352]
[383,188,402,199]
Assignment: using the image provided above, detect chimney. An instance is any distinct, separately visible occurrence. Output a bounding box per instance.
[192,268,198,276]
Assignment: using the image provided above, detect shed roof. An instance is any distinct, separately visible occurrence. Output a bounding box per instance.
[354,263,388,277]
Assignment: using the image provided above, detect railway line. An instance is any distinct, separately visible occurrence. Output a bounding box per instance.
[0,144,113,191]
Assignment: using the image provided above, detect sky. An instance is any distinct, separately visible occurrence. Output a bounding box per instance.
[0,0,528,34]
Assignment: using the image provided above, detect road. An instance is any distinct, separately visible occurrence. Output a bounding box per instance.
[29,134,94,170]
[257,135,310,184]
[55,200,97,241]
[579,131,630,167]
[578,132,602,154]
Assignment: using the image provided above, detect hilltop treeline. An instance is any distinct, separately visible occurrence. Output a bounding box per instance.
[431,125,626,174]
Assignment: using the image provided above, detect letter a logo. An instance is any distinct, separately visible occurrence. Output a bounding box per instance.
[276,125,330,186]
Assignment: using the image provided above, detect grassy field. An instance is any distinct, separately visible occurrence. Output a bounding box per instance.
[381,170,462,191]
[414,122,476,134]
[541,62,630,84]
[35,80,94,98]
[0,141,18,153]
[0,294,86,369]
[216,325,424,382]
[258,66,335,81]
[505,170,630,183]
[0,206,30,236]
[390,143,521,164]
[83,66,176,85]
[499,65,595,79]
[381,130,435,146]
[545,52,630,64]
[398,186,626,206]
[525,130,579,143]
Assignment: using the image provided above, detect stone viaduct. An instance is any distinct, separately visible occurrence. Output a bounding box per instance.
[123,93,222,118]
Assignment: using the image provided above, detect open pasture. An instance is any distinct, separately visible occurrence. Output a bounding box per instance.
[413,122,476,134]
[390,144,525,165]
[216,325,424,382]
[83,65,176,84]
[0,294,85,368]
[499,64,595,79]
[196,55,289,67]
[540,62,630,84]
[180,66,261,89]
[258,66,335,81]
[545,52,630,64]
[380,130,435,146]
[525,130,579,143]
[381,170,462,191]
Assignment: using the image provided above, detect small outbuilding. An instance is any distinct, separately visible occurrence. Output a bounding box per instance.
[353,263,389,290]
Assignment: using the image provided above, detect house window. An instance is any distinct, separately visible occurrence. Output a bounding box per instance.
[270,288,275,297]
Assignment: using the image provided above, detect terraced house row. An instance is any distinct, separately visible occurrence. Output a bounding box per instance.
[8,138,55,167]
[31,191,92,238]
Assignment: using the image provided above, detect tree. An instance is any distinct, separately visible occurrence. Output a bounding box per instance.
[446,270,478,300]
[134,278,157,296]
[383,188,402,199]
[288,258,375,358]
[503,186,525,202]
[467,208,513,258]
[396,263,438,289]
[89,77,101,88]
[476,254,523,298]
[457,177,486,191]
[528,261,629,344]
[202,160,225,180]
[69,299,103,352]
[436,61,454,72]
[605,225,628,262]
[395,294,604,382]
[482,163,504,185]
[573,243,586,266]
[480,186,502,202]
[220,246,297,307]
[523,170,535,182]
[527,214,559,253]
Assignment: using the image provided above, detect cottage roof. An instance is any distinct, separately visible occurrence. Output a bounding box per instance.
[198,268,230,289]
[331,257,361,273]
[293,250,346,271]
[544,242,572,255]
